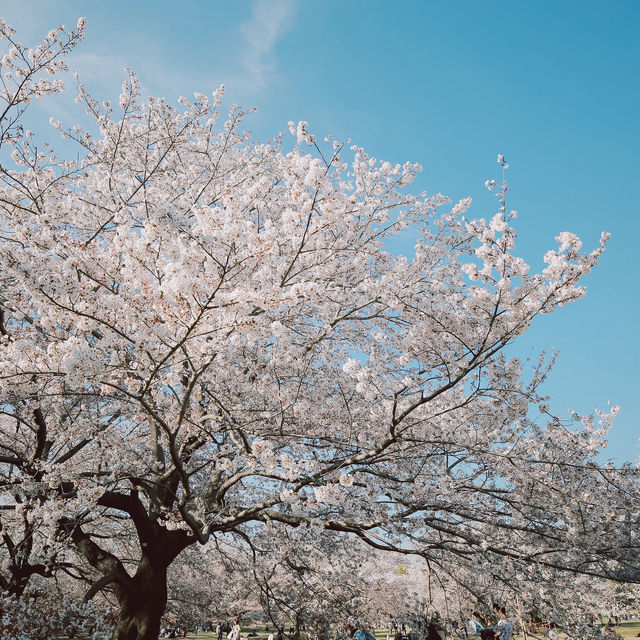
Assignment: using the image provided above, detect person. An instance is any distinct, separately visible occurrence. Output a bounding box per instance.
[268,631,274,640]
[217,621,224,640]
[492,608,513,640]
[466,619,481,636]
[228,618,241,640]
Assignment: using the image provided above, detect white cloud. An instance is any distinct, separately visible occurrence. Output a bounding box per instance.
[239,0,296,91]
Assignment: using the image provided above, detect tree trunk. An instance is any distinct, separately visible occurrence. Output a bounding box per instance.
[6,571,29,598]
[113,558,168,640]
[67,492,195,640]
[294,611,302,640]
[4,561,48,598]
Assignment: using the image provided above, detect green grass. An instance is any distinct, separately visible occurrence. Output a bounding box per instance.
[69,619,640,640]
[611,621,640,637]
[175,621,640,640]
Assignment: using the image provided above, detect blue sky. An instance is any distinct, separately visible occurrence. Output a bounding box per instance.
[2,0,639,461]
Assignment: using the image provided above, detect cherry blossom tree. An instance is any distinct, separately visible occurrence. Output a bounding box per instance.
[167,530,464,637]
[164,538,260,628]
[1,16,639,640]
[243,526,388,635]
[0,574,114,640]
[0,13,89,602]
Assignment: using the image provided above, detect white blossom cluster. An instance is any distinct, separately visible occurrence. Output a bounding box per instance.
[0,590,113,640]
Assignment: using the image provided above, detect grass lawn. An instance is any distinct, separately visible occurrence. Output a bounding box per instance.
[610,621,640,637]
[175,621,640,640]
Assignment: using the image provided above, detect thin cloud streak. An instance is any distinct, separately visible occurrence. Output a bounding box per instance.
[239,0,296,92]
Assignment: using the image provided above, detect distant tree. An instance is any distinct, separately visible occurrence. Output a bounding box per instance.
[1,16,638,640]
[245,527,387,634]
[164,539,259,627]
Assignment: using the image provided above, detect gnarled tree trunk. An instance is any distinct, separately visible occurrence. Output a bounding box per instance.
[65,491,195,640]
[113,557,169,640]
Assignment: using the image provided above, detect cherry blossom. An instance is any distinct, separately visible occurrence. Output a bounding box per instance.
[1,16,638,640]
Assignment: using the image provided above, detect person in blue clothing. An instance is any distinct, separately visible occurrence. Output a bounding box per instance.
[492,608,513,640]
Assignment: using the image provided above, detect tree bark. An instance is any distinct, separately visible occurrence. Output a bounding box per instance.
[66,491,195,640]
[1,549,49,598]
[6,569,31,598]
[112,557,168,640]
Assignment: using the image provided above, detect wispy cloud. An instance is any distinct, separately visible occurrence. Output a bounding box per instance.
[239,0,296,92]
